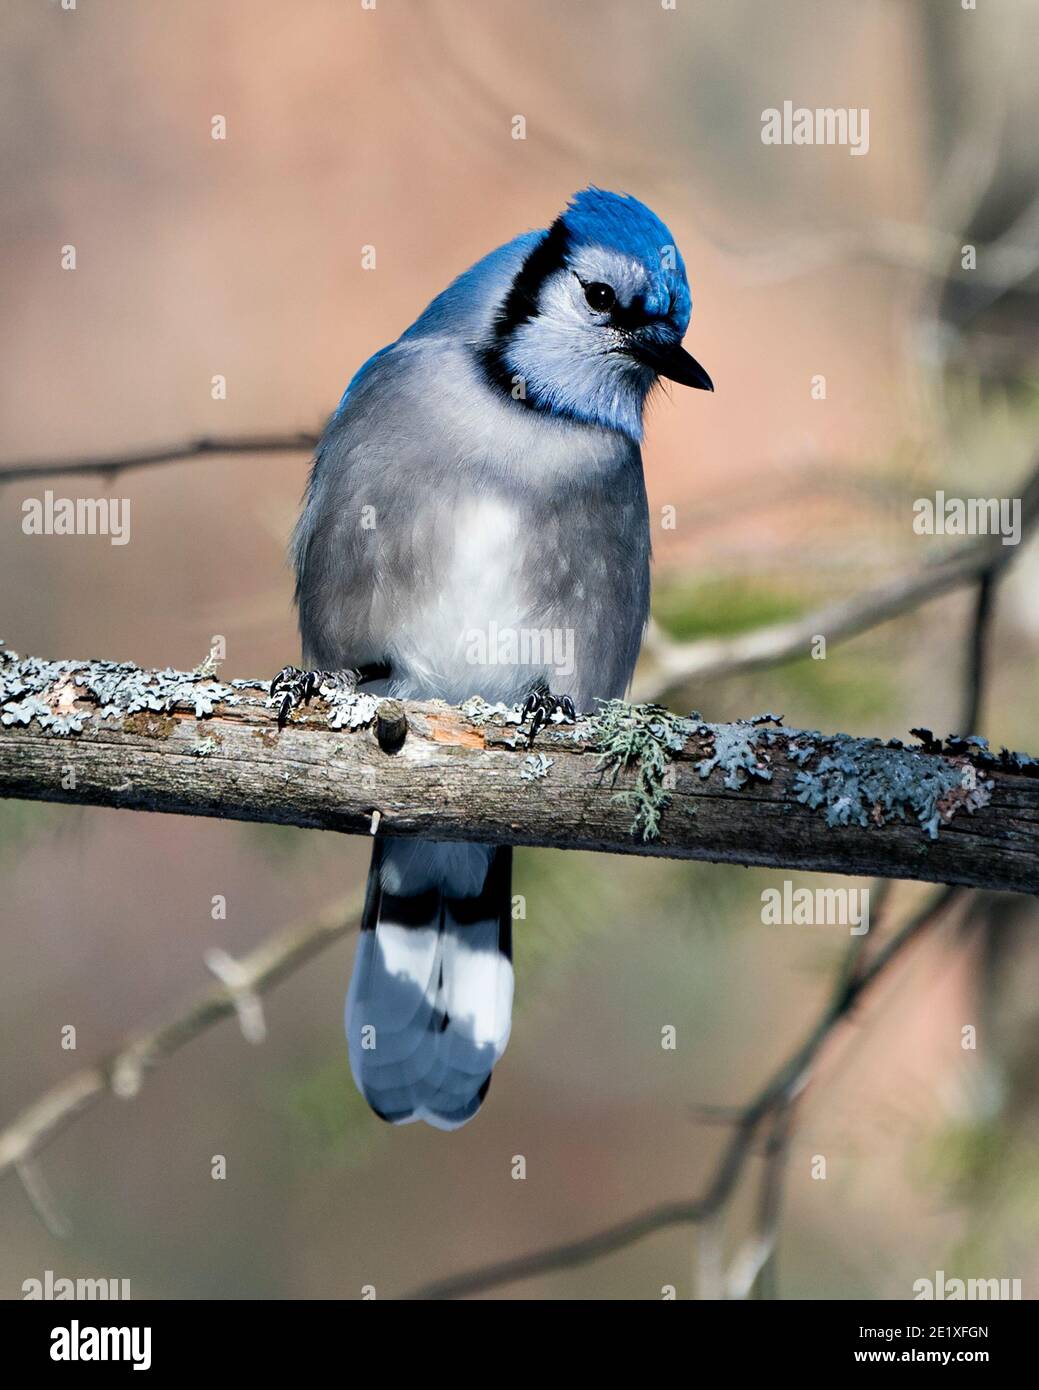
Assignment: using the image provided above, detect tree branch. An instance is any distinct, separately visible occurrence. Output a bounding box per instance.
[962,568,997,734]
[634,455,1039,698]
[720,216,1039,291]
[405,883,963,1300]
[404,528,1008,1300]
[1,652,1036,892]
[0,431,320,484]
[0,892,361,1181]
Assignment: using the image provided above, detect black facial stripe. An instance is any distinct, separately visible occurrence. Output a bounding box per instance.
[490,216,572,340]
[478,218,573,410]
[479,337,544,410]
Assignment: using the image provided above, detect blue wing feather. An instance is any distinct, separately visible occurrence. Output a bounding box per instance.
[332,230,543,417]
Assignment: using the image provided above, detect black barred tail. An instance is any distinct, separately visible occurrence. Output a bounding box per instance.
[345,839,513,1130]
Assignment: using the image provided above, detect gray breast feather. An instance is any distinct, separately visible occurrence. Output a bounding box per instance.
[293,339,650,709]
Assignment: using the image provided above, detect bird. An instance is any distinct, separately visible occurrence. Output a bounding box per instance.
[278,187,712,1130]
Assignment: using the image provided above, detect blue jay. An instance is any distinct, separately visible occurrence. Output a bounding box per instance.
[278,188,711,1130]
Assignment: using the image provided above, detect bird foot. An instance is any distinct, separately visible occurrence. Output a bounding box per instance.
[269,666,358,728]
[521,681,577,745]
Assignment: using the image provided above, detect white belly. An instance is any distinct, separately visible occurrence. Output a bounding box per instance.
[386,494,542,705]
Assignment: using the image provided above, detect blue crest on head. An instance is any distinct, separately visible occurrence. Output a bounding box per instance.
[561,187,691,332]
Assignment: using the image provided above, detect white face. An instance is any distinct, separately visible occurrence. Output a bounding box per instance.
[534,244,660,354]
[552,243,654,317]
[502,246,661,437]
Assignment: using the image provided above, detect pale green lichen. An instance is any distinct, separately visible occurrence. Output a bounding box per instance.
[0,646,260,732]
[695,719,776,790]
[519,752,554,782]
[0,644,380,735]
[193,644,224,680]
[593,700,689,841]
[461,696,524,728]
[322,688,379,730]
[790,732,993,839]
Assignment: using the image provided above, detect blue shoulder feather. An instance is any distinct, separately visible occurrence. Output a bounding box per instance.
[332,231,542,418]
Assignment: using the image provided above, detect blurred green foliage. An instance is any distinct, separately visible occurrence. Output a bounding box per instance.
[653,572,898,726]
[0,797,73,864]
[653,574,805,640]
[265,1056,387,1170]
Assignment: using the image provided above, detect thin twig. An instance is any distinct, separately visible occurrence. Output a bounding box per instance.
[405,884,962,1299]
[719,217,1039,292]
[0,431,320,484]
[15,1159,71,1239]
[635,455,1039,699]
[0,893,361,1182]
[961,569,997,735]
[733,1099,795,1301]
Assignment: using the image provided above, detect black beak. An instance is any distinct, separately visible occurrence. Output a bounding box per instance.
[630,340,714,391]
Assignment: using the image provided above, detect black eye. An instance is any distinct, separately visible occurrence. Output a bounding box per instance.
[583,281,615,313]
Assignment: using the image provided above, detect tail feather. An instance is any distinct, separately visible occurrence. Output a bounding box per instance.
[346,841,513,1130]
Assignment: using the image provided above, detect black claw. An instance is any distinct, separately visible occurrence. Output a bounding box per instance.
[270,665,297,698]
[270,664,325,728]
[269,664,369,729]
[521,683,577,746]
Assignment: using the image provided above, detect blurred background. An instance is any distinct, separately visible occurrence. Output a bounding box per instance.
[2,0,1038,1299]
